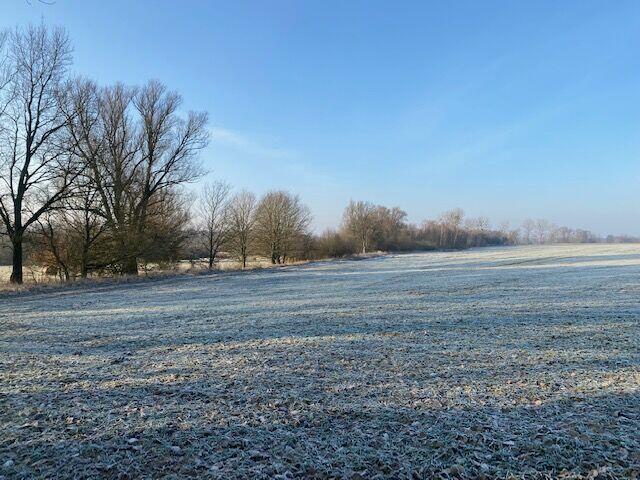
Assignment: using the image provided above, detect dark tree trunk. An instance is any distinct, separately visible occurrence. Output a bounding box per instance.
[81,225,91,278]
[80,245,89,279]
[62,264,70,282]
[10,239,23,284]
[208,233,215,269]
[121,255,139,275]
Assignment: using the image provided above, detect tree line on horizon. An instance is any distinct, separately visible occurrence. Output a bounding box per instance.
[1,24,637,284]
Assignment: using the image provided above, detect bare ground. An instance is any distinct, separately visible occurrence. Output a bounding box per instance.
[1,244,639,479]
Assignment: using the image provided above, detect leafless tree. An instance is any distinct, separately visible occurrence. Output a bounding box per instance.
[372,206,407,250]
[438,208,464,247]
[521,218,535,245]
[553,225,572,244]
[0,30,12,116]
[137,188,193,271]
[498,221,520,245]
[64,79,208,274]
[342,200,378,254]
[534,219,550,245]
[197,180,231,269]
[32,183,107,280]
[254,190,311,264]
[34,212,72,281]
[66,183,107,277]
[464,216,489,246]
[227,190,256,268]
[0,24,79,284]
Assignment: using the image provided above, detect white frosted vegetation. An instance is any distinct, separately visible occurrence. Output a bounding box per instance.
[1,244,639,478]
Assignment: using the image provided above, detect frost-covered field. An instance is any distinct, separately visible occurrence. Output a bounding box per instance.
[1,244,639,479]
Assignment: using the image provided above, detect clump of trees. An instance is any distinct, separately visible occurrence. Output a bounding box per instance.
[0,24,207,283]
[327,203,511,256]
[517,219,603,245]
[190,188,312,269]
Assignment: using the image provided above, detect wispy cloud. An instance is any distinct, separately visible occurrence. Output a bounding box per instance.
[208,127,338,189]
[210,127,298,160]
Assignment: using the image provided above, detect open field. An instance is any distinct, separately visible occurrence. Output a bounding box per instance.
[1,244,639,479]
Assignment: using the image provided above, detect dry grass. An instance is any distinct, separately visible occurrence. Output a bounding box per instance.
[0,256,293,293]
[1,244,639,479]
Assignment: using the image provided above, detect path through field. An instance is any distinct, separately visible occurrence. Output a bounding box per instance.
[1,245,639,478]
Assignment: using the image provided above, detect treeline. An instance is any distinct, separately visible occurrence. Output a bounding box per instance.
[319,204,510,257]
[189,201,510,269]
[516,218,632,245]
[1,24,637,285]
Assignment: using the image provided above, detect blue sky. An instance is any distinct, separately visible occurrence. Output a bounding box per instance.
[3,1,639,234]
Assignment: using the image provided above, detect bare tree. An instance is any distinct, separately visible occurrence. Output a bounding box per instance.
[464,216,489,247]
[64,183,107,278]
[342,200,377,254]
[227,190,256,268]
[137,187,193,270]
[0,24,79,284]
[80,190,106,276]
[254,190,311,264]
[521,218,535,245]
[65,79,208,274]
[534,219,550,245]
[438,208,464,247]
[498,221,520,245]
[197,180,231,269]
[373,206,407,251]
[498,221,510,238]
[32,184,107,281]
[553,225,572,244]
[0,30,12,116]
[34,212,72,281]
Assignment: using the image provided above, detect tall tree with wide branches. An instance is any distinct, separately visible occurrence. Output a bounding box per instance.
[0,24,79,284]
[64,79,208,274]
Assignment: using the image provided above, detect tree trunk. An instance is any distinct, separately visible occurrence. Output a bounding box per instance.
[62,264,70,282]
[208,233,215,269]
[10,239,23,284]
[80,245,89,279]
[121,255,139,275]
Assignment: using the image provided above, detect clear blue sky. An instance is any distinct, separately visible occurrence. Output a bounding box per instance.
[3,1,639,234]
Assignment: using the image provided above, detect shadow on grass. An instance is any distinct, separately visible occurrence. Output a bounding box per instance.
[1,378,638,479]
